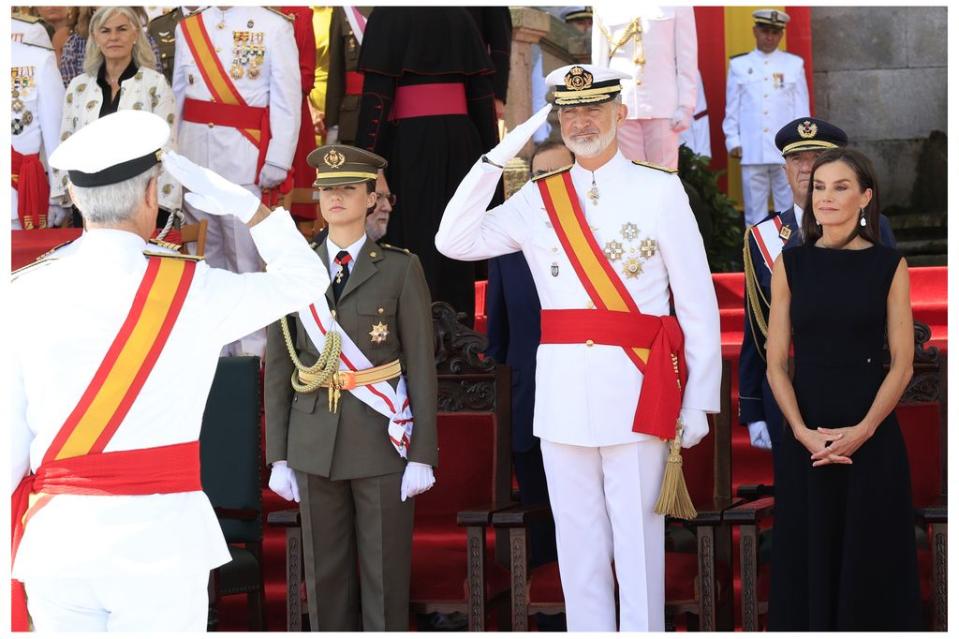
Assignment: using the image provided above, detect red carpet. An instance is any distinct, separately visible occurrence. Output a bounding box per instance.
[214,269,946,631]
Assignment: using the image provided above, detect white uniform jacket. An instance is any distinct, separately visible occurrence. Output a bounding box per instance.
[591,5,698,121]
[12,16,53,48]
[11,210,326,579]
[51,67,182,213]
[679,68,711,158]
[172,7,300,187]
[436,153,721,447]
[722,48,810,164]
[11,41,64,221]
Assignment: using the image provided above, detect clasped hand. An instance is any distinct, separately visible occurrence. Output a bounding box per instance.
[798,424,872,467]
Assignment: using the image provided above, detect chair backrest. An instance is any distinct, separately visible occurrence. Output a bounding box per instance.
[414,302,512,523]
[682,359,733,506]
[200,355,262,543]
[179,219,208,257]
[887,321,947,503]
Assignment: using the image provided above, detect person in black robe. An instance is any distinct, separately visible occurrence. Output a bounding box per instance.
[355,7,499,325]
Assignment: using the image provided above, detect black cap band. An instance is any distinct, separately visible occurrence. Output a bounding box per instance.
[68,150,161,187]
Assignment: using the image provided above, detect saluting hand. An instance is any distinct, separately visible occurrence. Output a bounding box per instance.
[161,150,261,223]
[485,104,553,167]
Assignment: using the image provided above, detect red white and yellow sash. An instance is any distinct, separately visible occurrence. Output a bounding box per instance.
[536,171,688,440]
[11,256,199,631]
[749,214,788,273]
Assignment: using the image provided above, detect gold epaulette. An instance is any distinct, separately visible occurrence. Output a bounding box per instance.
[143,250,204,261]
[729,51,748,60]
[148,238,183,252]
[266,7,296,22]
[531,164,573,182]
[380,242,411,255]
[632,160,678,174]
[13,13,41,23]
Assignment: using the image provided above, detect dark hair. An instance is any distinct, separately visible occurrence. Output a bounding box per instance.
[801,148,880,247]
[531,141,573,175]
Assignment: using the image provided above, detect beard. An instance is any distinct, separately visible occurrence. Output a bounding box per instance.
[561,112,619,158]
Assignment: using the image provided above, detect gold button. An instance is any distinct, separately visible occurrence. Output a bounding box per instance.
[378,307,384,314]
[586,339,594,347]
[370,251,377,257]
[331,309,337,318]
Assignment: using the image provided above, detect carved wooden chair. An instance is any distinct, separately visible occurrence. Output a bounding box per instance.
[178,218,207,257]
[726,320,947,631]
[491,359,738,631]
[267,302,513,631]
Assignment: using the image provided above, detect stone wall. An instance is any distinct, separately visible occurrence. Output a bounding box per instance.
[811,6,948,209]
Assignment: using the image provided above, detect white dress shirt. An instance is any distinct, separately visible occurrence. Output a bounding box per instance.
[326,233,367,279]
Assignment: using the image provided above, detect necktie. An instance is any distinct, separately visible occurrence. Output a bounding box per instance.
[333,250,352,302]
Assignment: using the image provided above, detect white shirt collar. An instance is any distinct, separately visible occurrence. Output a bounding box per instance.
[570,149,629,181]
[793,203,804,230]
[72,229,148,270]
[326,233,367,276]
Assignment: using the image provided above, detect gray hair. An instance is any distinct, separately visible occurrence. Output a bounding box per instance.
[71,166,160,225]
[84,6,157,77]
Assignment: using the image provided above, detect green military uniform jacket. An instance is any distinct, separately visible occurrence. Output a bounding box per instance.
[265,237,438,479]
[147,7,185,85]
[324,6,370,145]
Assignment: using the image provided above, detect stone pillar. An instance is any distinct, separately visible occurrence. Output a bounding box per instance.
[506,8,550,160]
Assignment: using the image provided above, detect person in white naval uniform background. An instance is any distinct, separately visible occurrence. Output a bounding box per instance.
[11,111,327,632]
[679,68,711,159]
[12,12,54,48]
[722,9,809,226]
[173,5,300,356]
[436,64,721,631]
[11,39,66,230]
[591,4,698,170]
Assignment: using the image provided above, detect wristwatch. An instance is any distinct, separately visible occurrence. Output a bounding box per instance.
[481,154,504,169]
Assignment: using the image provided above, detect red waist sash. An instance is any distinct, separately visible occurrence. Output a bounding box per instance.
[540,308,688,440]
[345,70,364,96]
[11,148,50,230]
[11,441,201,630]
[181,98,291,206]
[390,83,468,120]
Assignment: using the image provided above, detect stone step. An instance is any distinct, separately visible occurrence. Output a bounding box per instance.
[897,238,948,255]
[905,254,948,267]
[887,212,947,231]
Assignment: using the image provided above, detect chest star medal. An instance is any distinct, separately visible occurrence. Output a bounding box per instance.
[370,321,389,344]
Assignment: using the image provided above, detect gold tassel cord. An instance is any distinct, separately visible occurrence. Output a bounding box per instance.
[742,229,771,338]
[280,315,342,397]
[654,419,698,520]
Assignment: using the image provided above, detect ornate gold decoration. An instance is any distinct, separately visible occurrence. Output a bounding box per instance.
[639,238,658,259]
[798,120,818,139]
[564,66,593,91]
[623,257,643,279]
[369,321,389,344]
[604,240,624,262]
[778,226,792,241]
[620,222,639,241]
[323,148,346,169]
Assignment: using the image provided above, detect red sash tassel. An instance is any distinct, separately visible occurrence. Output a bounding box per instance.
[11,148,50,230]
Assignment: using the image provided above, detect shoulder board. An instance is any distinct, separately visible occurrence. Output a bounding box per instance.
[380,242,411,255]
[265,7,296,22]
[531,164,574,182]
[143,250,204,262]
[13,13,41,24]
[729,51,748,60]
[148,8,179,24]
[18,40,53,51]
[11,256,57,282]
[632,160,677,174]
[148,238,183,252]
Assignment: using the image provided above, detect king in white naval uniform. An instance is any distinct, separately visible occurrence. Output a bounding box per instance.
[11,111,328,632]
[722,9,810,226]
[436,65,721,631]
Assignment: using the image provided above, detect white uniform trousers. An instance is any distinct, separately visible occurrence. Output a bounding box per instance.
[616,118,680,170]
[740,164,793,226]
[183,183,266,357]
[541,438,667,631]
[25,571,209,632]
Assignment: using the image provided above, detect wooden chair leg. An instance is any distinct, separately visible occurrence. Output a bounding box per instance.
[508,528,529,632]
[740,524,759,632]
[932,522,947,631]
[696,526,717,631]
[284,526,303,631]
[466,525,487,631]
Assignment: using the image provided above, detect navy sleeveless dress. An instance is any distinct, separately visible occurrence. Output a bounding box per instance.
[768,244,921,630]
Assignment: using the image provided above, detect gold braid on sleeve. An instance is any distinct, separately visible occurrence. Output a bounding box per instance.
[280,315,342,394]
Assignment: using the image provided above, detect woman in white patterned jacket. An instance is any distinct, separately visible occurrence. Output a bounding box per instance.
[52,6,181,227]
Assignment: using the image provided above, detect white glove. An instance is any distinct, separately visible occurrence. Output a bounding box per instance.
[680,408,709,449]
[325,125,339,145]
[670,106,694,133]
[400,461,435,502]
[747,421,773,450]
[268,460,300,503]
[485,103,553,167]
[258,162,288,189]
[46,203,69,227]
[160,150,261,223]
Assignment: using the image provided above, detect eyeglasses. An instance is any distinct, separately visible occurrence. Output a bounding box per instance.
[376,192,397,206]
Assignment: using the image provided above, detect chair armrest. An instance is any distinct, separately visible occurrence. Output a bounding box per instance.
[670,496,746,527]
[490,502,552,528]
[456,503,522,527]
[266,509,302,527]
[737,484,774,500]
[723,496,775,525]
[214,507,259,521]
[917,497,947,525]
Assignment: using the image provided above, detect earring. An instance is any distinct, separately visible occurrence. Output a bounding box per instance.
[859,207,866,227]
[815,218,821,226]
